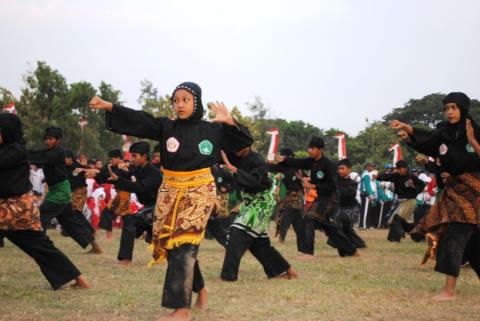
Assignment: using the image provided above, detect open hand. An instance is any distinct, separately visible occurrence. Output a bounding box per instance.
[210,102,235,126]
[220,150,237,174]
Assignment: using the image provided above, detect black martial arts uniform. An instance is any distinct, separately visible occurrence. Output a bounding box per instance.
[220,151,291,281]
[283,156,357,257]
[0,113,81,289]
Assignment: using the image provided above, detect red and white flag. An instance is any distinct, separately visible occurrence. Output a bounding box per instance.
[122,135,132,161]
[3,102,17,114]
[388,143,403,164]
[335,133,347,160]
[266,128,279,162]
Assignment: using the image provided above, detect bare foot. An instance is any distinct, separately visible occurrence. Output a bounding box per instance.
[286,267,299,279]
[352,251,361,257]
[106,231,113,240]
[296,253,315,260]
[432,289,456,301]
[194,288,208,310]
[71,275,92,289]
[117,260,133,267]
[157,308,191,321]
[87,241,103,254]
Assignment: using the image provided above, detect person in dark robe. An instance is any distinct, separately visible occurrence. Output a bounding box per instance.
[28,127,102,254]
[108,141,162,266]
[279,136,360,259]
[392,92,480,301]
[219,145,299,281]
[0,113,91,289]
[89,81,253,321]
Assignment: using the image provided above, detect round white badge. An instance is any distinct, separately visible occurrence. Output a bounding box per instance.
[439,144,448,155]
[166,137,180,153]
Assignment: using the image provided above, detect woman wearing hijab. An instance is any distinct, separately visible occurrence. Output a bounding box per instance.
[391,92,480,301]
[89,82,253,321]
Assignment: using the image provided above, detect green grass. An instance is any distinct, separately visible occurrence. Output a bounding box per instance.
[1,228,479,321]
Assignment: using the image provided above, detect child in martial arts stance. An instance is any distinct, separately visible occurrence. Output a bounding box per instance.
[0,113,90,289]
[90,81,253,321]
[219,145,299,281]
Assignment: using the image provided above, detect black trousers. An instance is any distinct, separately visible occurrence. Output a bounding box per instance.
[221,227,291,281]
[99,208,115,232]
[40,200,94,249]
[162,244,205,309]
[334,207,366,248]
[278,207,303,247]
[299,216,358,257]
[205,216,229,248]
[435,223,480,278]
[0,229,81,289]
[135,206,154,243]
[118,215,137,261]
[72,209,95,235]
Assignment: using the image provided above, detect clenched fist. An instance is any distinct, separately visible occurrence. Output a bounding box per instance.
[89,96,113,111]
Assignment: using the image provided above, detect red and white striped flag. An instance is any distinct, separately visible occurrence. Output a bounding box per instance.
[335,133,347,160]
[266,128,279,162]
[388,143,403,164]
[3,102,17,114]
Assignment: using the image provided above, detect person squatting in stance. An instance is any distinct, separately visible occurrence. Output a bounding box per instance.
[28,127,102,254]
[377,160,425,242]
[392,92,480,301]
[96,149,132,240]
[90,81,253,321]
[107,141,163,266]
[268,148,304,246]
[279,136,360,259]
[219,143,299,281]
[0,113,91,290]
[328,159,366,249]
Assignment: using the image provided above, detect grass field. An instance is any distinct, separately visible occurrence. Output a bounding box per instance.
[1,228,479,321]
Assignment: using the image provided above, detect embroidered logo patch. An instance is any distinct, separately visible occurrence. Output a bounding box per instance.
[316,171,324,179]
[198,140,214,155]
[466,143,475,153]
[166,137,180,153]
[439,144,448,155]
[218,177,223,183]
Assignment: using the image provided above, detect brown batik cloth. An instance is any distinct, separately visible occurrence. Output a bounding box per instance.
[0,192,42,231]
[282,190,304,210]
[151,168,216,263]
[71,186,87,212]
[214,192,230,218]
[109,190,131,216]
[304,192,338,223]
[414,172,480,266]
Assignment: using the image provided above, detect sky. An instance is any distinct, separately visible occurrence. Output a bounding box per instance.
[1,0,479,135]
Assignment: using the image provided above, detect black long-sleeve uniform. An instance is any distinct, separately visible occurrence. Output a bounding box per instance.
[377,172,425,199]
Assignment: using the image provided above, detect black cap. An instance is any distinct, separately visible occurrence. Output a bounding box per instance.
[308,136,325,149]
[338,159,352,168]
[44,126,62,139]
[108,149,122,158]
[65,150,75,159]
[129,141,150,156]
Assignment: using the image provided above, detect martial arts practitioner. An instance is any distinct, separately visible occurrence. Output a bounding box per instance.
[279,136,360,259]
[0,113,91,289]
[28,127,102,254]
[96,149,131,240]
[89,81,253,321]
[108,141,162,266]
[65,150,98,236]
[377,160,425,242]
[268,148,304,246]
[392,92,480,301]
[334,159,366,248]
[219,146,299,281]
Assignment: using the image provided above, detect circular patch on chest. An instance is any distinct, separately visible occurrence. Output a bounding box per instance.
[316,171,325,179]
[439,144,448,155]
[166,137,180,153]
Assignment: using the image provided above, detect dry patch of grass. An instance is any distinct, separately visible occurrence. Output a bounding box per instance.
[1,228,479,321]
